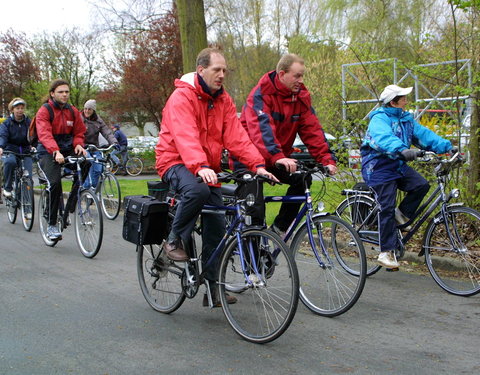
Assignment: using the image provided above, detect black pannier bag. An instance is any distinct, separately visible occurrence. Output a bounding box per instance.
[147,180,170,202]
[123,195,169,245]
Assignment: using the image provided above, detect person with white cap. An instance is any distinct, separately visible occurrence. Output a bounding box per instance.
[360,84,453,269]
[81,99,118,188]
[0,98,33,211]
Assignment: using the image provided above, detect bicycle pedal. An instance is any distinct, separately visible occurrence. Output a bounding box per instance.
[386,267,399,272]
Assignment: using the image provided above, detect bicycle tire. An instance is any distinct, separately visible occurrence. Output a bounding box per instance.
[336,196,382,276]
[291,214,366,317]
[6,195,17,224]
[137,243,186,313]
[126,157,143,176]
[20,178,35,231]
[423,205,480,296]
[218,229,299,344]
[99,172,121,220]
[38,189,60,247]
[74,189,103,258]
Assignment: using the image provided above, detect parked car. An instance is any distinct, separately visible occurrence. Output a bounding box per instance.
[291,134,335,162]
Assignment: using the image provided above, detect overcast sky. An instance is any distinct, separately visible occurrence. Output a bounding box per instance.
[1,0,94,35]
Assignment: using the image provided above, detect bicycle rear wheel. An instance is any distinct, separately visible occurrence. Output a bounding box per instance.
[424,206,480,296]
[74,189,103,258]
[99,172,121,220]
[336,196,381,276]
[38,189,60,247]
[126,157,143,176]
[137,243,186,313]
[218,229,299,344]
[291,214,366,317]
[20,178,35,231]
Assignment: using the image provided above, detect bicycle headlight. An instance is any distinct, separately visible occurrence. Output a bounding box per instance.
[245,193,255,207]
[449,188,460,199]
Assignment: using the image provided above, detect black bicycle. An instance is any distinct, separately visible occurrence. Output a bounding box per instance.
[3,150,35,231]
[137,171,299,344]
[86,144,122,220]
[336,150,480,296]
[37,155,104,258]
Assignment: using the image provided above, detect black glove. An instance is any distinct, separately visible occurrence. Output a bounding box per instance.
[400,149,418,162]
[449,146,458,155]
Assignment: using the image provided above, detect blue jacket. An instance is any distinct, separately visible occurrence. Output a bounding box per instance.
[0,114,32,153]
[114,129,128,147]
[361,106,452,185]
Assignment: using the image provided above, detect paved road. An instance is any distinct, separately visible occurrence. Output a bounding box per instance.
[0,199,479,375]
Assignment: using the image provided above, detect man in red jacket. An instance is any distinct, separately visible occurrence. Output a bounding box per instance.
[155,48,277,307]
[238,54,337,235]
[36,79,86,240]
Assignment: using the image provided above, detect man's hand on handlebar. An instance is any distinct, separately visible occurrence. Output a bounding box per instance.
[75,144,87,156]
[198,168,218,185]
[325,164,337,175]
[275,158,298,173]
[256,167,279,183]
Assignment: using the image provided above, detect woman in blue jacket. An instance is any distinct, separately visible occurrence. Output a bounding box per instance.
[361,85,452,269]
[0,98,33,203]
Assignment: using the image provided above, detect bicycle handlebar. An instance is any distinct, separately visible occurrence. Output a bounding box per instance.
[2,150,37,158]
[86,144,117,153]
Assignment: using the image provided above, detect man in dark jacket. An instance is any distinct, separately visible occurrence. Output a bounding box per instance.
[0,98,33,205]
[110,124,128,172]
[238,54,337,234]
[36,79,86,240]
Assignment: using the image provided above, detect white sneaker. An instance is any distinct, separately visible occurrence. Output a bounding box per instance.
[25,212,32,220]
[3,190,12,198]
[377,251,400,268]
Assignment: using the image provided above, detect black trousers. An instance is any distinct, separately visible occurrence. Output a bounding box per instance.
[236,166,307,232]
[163,164,225,281]
[38,151,89,225]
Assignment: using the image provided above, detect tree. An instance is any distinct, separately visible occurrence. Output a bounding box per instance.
[0,30,40,116]
[100,9,183,133]
[176,0,207,72]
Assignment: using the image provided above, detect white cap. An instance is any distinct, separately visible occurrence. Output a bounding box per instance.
[380,85,413,104]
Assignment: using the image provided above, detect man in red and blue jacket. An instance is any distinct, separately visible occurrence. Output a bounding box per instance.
[36,79,86,241]
[238,54,337,233]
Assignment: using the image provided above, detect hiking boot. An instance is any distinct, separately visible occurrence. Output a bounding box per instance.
[377,251,399,268]
[202,287,238,308]
[47,225,62,240]
[163,240,188,262]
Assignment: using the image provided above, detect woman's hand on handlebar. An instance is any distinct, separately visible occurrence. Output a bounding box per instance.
[256,167,279,183]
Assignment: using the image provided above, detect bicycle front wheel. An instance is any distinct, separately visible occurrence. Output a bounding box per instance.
[74,190,103,258]
[218,229,299,344]
[424,206,480,296]
[336,196,381,276]
[99,173,121,220]
[137,243,186,313]
[38,189,60,247]
[126,157,143,176]
[291,214,367,317]
[20,178,35,231]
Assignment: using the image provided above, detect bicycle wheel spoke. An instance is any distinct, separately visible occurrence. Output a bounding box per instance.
[291,215,366,317]
[424,206,480,296]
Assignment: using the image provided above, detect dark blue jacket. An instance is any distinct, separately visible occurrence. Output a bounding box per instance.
[114,129,128,147]
[0,115,32,153]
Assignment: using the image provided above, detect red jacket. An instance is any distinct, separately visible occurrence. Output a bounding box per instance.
[240,71,336,167]
[36,99,86,154]
[155,73,266,178]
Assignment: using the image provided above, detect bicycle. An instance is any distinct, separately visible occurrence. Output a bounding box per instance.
[3,150,35,231]
[86,144,121,220]
[224,161,367,317]
[136,171,299,344]
[110,147,143,177]
[336,150,480,296]
[37,155,104,258]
